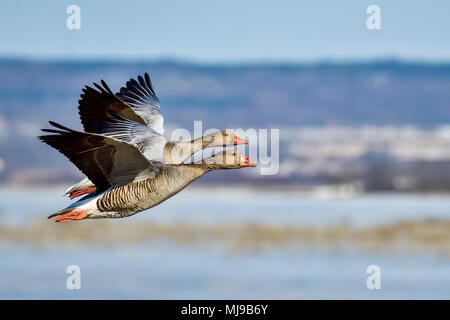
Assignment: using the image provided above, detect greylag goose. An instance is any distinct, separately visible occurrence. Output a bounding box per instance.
[39,122,256,221]
[64,73,248,199]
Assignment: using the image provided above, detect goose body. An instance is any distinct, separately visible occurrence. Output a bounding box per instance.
[63,73,247,199]
[76,165,207,219]
[40,123,255,222]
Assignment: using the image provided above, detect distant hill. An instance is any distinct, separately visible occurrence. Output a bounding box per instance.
[1,59,450,128]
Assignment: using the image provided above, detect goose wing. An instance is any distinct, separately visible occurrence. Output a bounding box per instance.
[99,110,167,163]
[38,121,164,192]
[116,73,164,135]
[78,80,147,133]
[78,73,163,136]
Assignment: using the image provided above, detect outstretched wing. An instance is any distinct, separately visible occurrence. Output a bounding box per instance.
[99,110,167,163]
[78,73,163,135]
[78,80,147,133]
[116,73,164,135]
[38,121,163,192]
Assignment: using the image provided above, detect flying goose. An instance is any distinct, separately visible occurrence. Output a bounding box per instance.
[64,73,248,199]
[39,122,256,221]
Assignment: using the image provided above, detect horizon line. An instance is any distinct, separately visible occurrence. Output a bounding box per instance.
[1,55,450,67]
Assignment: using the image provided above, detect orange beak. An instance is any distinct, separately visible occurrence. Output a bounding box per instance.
[234,136,248,145]
[240,154,257,167]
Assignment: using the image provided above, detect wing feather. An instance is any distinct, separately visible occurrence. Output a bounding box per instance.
[78,83,147,133]
[38,121,162,192]
[116,73,164,135]
[78,73,165,136]
[99,111,167,162]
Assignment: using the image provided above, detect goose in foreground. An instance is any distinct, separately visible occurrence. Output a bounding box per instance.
[38,122,256,222]
[65,73,248,199]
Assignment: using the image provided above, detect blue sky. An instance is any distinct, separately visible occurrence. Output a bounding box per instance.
[0,0,449,62]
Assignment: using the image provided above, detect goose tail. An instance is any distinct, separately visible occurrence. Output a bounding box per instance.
[63,178,96,199]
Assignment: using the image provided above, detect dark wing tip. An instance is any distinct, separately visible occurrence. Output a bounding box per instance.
[93,82,106,93]
[40,128,63,134]
[37,133,55,145]
[48,121,73,132]
[144,73,154,93]
[128,78,139,89]
[100,80,113,94]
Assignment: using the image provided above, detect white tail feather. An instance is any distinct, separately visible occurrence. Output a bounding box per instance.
[64,177,95,196]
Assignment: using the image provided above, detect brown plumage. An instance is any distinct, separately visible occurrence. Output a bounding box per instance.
[95,165,207,218]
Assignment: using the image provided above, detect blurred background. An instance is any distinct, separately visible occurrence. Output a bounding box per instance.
[1,0,450,299]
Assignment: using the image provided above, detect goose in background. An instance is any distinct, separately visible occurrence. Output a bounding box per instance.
[64,73,248,199]
[39,122,256,222]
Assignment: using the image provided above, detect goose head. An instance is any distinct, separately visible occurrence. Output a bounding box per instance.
[203,150,257,169]
[202,131,248,147]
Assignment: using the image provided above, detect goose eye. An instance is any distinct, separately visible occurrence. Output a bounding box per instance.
[212,154,215,157]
